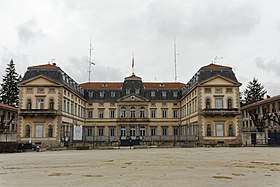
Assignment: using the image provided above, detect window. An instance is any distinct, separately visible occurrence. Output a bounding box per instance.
[227,98,233,109]
[111,91,115,98]
[121,126,126,137]
[215,98,223,108]
[99,91,104,99]
[110,128,115,137]
[162,127,167,136]
[216,123,224,136]
[173,91,178,97]
[151,127,157,136]
[173,110,178,118]
[130,107,136,118]
[49,88,55,94]
[87,128,93,136]
[98,128,104,136]
[151,109,156,118]
[27,88,33,94]
[110,110,115,118]
[204,88,211,93]
[35,124,43,138]
[36,98,45,109]
[228,124,234,136]
[162,91,167,98]
[126,88,130,95]
[226,88,233,93]
[173,127,178,136]
[206,98,211,109]
[37,88,45,93]
[27,99,32,109]
[47,125,53,137]
[140,107,145,118]
[206,124,211,136]
[215,87,222,93]
[162,109,168,118]
[88,110,93,118]
[98,110,104,119]
[151,91,156,98]
[63,100,66,111]
[25,125,31,138]
[130,126,136,137]
[88,91,94,98]
[140,126,146,136]
[135,88,140,94]
[49,99,54,110]
[120,107,126,118]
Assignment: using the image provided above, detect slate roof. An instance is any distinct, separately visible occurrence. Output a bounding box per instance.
[241,95,280,110]
[0,103,17,111]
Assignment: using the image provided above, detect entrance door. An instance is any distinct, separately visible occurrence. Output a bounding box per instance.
[251,133,256,144]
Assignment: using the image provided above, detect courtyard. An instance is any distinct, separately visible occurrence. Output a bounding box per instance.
[1,147,280,187]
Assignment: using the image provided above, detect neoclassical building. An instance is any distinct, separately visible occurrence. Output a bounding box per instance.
[18,63,242,147]
[0,103,18,142]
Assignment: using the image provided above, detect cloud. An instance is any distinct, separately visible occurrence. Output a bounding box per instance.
[146,0,261,42]
[17,18,46,44]
[255,57,280,77]
[62,56,124,84]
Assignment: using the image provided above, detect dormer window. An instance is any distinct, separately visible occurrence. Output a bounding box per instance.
[135,88,140,94]
[151,91,156,98]
[100,91,105,99]
[162,91,167,98]
[111,91,115,98]
[126,88,130,95]
[88,91,94,99]
[173,91,178,97]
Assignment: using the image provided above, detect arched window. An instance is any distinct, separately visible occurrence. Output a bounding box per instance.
[120,126,126,137]
[27,99,32,109]
[49,99,54,110]
[206,124,211,136]
[227,98,233,109]
[130,107,136,118]
[140,107,146,118]
[120,107,126,118]
[48,125,53,137]
[228,124,234,136]
[25,125,31,138]
[140,126,146,136]
[206,98,211,109]
[130,126,136,137]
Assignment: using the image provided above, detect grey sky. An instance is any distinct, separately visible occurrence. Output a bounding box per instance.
[0,0,280,96]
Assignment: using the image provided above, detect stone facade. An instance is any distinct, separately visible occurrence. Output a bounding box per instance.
[0,103,18,142]
[18,63,242,147]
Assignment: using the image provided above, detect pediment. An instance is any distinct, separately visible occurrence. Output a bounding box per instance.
[200,76,240,86]
[118,94,149,102]
[20,75,61,86]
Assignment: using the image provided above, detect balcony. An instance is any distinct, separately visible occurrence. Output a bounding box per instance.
[200,108,240,117]
[117,117,149,123]
[19,109,58,117]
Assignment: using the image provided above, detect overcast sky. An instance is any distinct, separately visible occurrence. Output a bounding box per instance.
[0,0,280,96]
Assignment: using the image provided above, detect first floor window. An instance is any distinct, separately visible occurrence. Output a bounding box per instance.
[215,98,223,108]
[216,123,224,136]
[98,110,104,118]
[110,110,115,118]
[162,109,167,118]
[151,109,156,118]
[35,124,43,138]
[173,110,178,118]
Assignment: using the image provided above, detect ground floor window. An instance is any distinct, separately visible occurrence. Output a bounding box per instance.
[216,123,224,136]
[228,124,234,136]
[47,125,53,137]
[140,126,146,136]
[173,127,178,136]
[87,128,93,136]
[130,127,136,137]
[25,125,31,138]
[98,127,104,136]
[206,124,211,136]
[110,128,115,137]
[162,127,167,136]
[121,126,126,137]
[151,127,157,136]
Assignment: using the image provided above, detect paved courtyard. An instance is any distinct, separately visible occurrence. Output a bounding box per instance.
[1,147,280,187]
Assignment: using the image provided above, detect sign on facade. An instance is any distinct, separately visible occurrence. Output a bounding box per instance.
[73,125,83,140]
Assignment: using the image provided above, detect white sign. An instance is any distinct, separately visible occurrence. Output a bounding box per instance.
[73,125,83,140]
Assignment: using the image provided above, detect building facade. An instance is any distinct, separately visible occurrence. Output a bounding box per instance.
[0,103,18,142]
[241,95,280,145]
[18,63,242,147]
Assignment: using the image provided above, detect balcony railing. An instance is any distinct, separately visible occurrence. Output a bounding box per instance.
[19,109,58,116]
[200,108,240,116]
[117,117,149,122]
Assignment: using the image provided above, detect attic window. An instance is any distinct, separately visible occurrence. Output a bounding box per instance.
[37,88,45,93]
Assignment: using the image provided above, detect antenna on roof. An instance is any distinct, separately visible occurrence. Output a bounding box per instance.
[88,37,95,82]
[211,56,223,64]
[174,37,179,82]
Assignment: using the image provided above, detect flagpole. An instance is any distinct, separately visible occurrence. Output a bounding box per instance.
[132,53,135,75]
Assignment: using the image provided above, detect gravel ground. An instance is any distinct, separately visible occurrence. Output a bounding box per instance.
[1,147,280,187]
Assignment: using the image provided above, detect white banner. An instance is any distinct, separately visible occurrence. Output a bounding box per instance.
[73,125,83,140]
